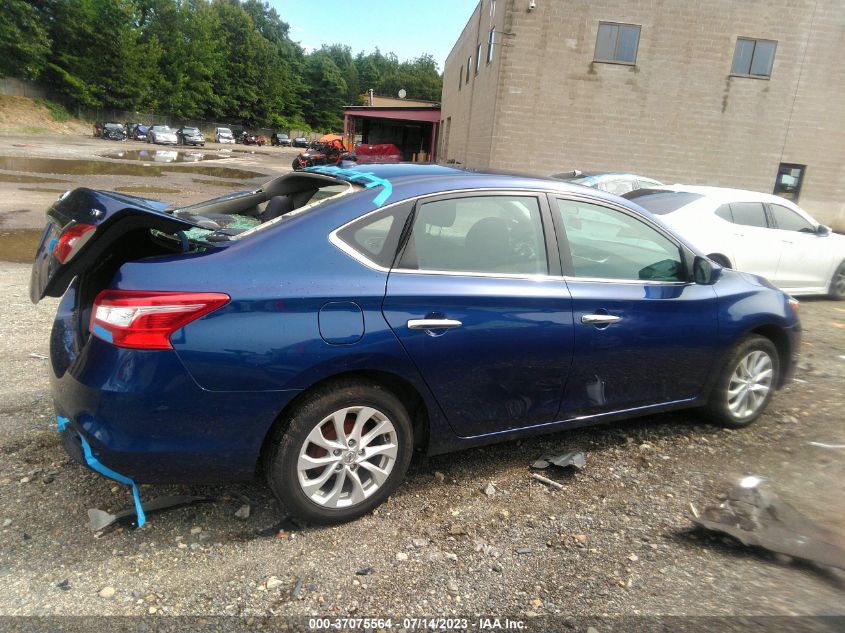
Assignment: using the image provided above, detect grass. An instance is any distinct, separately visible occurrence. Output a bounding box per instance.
[34,98,72,122]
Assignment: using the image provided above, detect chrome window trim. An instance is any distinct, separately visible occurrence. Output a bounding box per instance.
[329,186,693,286]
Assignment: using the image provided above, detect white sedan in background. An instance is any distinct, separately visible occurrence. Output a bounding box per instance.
[625,185,845,299]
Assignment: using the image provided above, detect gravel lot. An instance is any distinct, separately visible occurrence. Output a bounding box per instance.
[0,136,844,626]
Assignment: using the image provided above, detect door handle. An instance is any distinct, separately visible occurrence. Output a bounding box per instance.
[407,318,463,330]
[581,314,622,325]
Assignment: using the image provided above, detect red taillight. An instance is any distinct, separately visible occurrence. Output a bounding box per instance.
[90,290,230,350]
[53,223,96,264]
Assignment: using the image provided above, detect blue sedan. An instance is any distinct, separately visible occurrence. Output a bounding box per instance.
[30,164,800,524]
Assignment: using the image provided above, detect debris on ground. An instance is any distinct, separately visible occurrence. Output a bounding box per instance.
[531,473,565,490]
[808,442,845,450]
[255,516,300,537]
[483,482,496,497]
[292,576,304,598]
[234,504,251,520]
[531,450,586,471]
[355,566,373,576]
[690,476,845,571]
[27,352,47,360]
[88,495,214,532]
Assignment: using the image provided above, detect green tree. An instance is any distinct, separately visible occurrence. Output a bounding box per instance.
[302,52,347,131]
[0,0,51,80]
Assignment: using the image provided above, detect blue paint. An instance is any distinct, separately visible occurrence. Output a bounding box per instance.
[48,238,58,254]
[92,322,113,343]
[56,415,69,431]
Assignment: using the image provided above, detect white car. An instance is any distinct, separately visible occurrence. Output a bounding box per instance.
[215,127,235,144]
[147,125,178,145]
[626,185,845,299]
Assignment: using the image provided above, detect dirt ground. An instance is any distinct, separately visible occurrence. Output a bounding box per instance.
[0,133,844,627]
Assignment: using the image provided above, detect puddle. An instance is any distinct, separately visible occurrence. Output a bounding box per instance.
[0,155,268,180]
[0,173,68,184]
[115,185,181,194]
[102,150,225,163]
[0,228,42,263]
[192,178,248,188]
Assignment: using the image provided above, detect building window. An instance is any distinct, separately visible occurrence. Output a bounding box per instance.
[594,22,641,65]
[466,57,472,83]
[475,44,482,74]
[459,65,463,91]
[731,37,776,78]
[773,163,806,201]
[487,27,495,64]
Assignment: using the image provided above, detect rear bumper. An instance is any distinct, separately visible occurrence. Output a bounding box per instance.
[52,334,299,484]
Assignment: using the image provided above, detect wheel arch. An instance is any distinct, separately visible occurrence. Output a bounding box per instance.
[256,369,431,476]
[748,324,792,388]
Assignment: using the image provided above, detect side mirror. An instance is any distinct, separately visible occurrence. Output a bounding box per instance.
[694,255,722,285]
[816,224,830,237]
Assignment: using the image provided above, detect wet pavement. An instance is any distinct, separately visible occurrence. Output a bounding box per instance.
[0,228,41,263]
[101,149,225,163]
[0,134,299,230]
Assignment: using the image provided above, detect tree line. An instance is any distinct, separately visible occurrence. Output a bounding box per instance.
[1,0,443,131]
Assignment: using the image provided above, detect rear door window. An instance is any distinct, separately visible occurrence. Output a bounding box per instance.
[398,195,548,275]
[556,198,684,281]
[335,203,411,268]
[729,202,768,228]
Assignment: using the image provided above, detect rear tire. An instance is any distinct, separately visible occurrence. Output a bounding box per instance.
[264,379,414,524]
[828,260,845,300]
[705,335,779,428]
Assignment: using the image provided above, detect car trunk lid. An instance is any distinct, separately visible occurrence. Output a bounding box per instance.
[29,188,199,303]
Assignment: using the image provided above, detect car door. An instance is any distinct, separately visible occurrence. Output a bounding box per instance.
[551,195,719,416]
[767,202,830,290]
[382,192,574,437]
[719,201,783,280]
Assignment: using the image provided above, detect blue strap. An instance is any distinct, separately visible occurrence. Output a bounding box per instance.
[305,166,393,207]
[56,416,146,528]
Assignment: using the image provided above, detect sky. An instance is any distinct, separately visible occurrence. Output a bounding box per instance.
[267,1,478,72]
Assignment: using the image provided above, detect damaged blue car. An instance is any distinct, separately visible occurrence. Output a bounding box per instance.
[30,164,800,524]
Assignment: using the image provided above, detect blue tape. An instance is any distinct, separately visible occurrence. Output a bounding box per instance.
[92,323,113,343]
[305,166,393,207]
[56,416,146,528]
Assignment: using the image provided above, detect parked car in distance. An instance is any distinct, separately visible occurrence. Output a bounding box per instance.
[130,123,150,141]
[96,122,127,141]
[625,185,845,299]
[176,126,205,146]
[214,127,235,144]
[30,164,800,525]
[147,125,178,145]
[552,171,664,196]
[236,131,265,146]
[271,132,291,147]
[292,136,309,148]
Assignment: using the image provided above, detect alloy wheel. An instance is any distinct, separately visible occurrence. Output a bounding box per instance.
[297,406,398,509]
[727,350,773,418]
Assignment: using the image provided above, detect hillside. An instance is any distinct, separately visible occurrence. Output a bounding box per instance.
[0,96,90,135]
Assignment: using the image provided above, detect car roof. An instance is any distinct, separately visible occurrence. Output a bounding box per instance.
[657,184,789,205]
[305,163,650,208]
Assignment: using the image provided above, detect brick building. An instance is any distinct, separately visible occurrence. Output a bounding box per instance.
[440,0,845,228]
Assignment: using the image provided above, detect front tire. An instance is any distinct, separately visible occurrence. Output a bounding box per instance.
[264,380,414,524]
[829,260,845,300]
[705,335,779,428]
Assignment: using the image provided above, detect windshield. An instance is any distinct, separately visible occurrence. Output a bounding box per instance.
[623,190,704,215]
[183,128,199,134]
[104,123,123,130]
[153,126,172,132]
[218,128,232,134]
